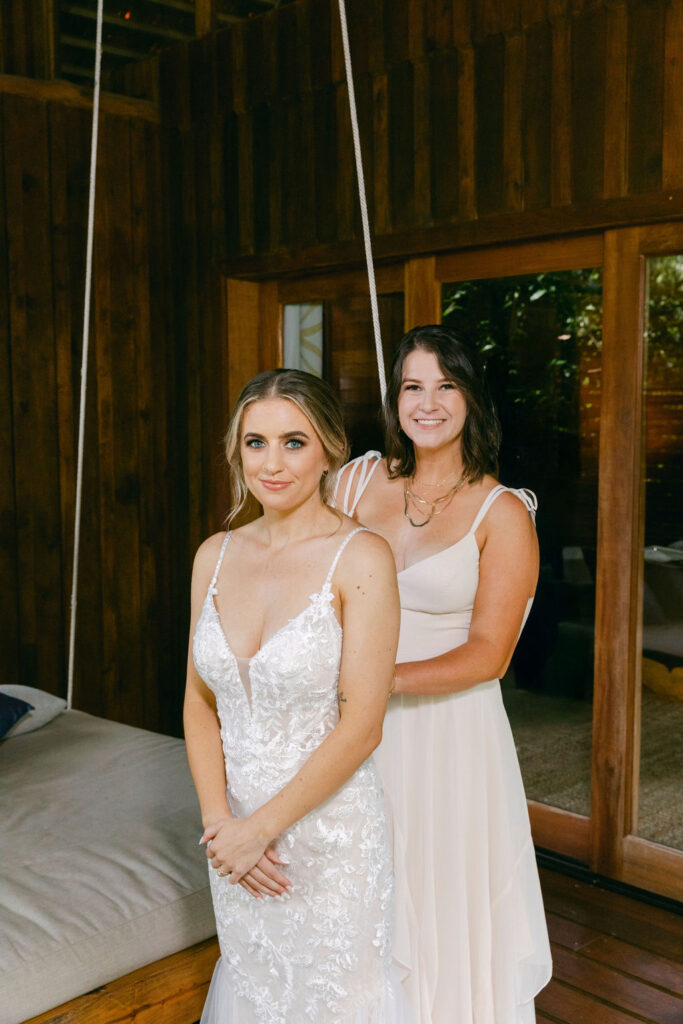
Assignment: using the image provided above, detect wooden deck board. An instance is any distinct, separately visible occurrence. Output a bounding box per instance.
[537,868,683,1024]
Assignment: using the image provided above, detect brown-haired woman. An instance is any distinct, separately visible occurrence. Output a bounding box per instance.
[335,326,552,1024]
[185,369,413,1023]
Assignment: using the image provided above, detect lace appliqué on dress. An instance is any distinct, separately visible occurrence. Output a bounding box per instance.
[192,533,398,1024]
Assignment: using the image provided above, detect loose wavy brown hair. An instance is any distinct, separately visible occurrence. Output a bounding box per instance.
[224,369,349,526]
[384,324,501,482]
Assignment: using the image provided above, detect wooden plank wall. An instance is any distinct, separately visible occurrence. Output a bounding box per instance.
[150,0,683,283]
[3,0,683,737]
[0,85,206,735]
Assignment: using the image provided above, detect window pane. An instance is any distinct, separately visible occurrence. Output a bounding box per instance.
[283,303,324,377]
[443,269,603,818]
[639,255,683,850]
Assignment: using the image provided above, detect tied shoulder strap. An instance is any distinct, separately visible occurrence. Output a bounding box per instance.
[333,451,382,516]
[468,485,538,536]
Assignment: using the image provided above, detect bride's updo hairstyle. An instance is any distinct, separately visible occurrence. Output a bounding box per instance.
[384,324,501,483]
[224,368,349,525]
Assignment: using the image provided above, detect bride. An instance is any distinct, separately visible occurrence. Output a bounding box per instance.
[184,369,413,1023]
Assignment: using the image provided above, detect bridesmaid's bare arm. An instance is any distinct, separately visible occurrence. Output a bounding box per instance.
[395,493,539,696]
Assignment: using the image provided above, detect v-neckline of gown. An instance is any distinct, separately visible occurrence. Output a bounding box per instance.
[207,589,341,663]
[397,530,478,576]
[206,591,341,719]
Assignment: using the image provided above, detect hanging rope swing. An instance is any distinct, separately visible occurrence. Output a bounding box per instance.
[337,0,386,402]
[66,0,104,711]
[66,2,382,708]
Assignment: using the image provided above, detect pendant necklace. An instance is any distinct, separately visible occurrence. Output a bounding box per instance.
[403,473,466,528]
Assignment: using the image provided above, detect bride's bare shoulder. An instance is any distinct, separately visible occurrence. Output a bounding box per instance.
[336,525,396,587]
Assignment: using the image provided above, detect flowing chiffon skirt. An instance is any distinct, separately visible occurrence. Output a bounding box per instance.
[375,679,552,1024]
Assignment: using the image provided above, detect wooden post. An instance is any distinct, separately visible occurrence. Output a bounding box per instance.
[2,0,58,78]
[404,256,441,330]
[195,0,216,38]
[225,278,281,410]
[591,227,645,877]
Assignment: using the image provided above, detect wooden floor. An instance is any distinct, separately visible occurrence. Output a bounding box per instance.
[537,867,683,1024]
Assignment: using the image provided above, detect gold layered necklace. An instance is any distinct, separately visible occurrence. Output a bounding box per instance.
[403,471,467,528]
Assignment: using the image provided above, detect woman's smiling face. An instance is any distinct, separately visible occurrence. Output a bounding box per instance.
[240,397,329,511]
[397,348,468,453]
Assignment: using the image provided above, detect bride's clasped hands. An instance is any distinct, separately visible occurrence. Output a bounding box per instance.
[201,815,291,897]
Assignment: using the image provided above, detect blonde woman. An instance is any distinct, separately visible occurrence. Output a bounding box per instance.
[184,369,413,1023]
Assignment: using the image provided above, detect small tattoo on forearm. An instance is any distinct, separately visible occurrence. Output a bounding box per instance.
[337,692,347,704]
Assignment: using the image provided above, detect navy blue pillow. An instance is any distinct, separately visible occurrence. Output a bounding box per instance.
[0,692,34,738]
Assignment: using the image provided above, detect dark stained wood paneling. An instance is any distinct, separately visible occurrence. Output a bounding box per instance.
[550,15,571,208]
[5,93,63,695]
[603,2,628,200]
[523,20,552,210]
[308,0,333,90]
[372,72,391,235]
[503,32,524,213]
[334,81,356,240]
[663,0,683,190]
[344,0,374,78]
[387,60,415,230]
[627,0,665,195]
[474,32,505,215]
[222,110,241,255]
[571,6,606,204]
[252,103,271,253]
[314,85,339,244]
[429,49,460,222]
[0,95,19,688]
[0,0,55,78]
[0,71,198,733]
[383,0,411,66]
[277,2,299,101]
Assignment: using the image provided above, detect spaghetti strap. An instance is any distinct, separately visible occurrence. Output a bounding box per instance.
[468,485,538,535]
[209,532,231,594]
[333,451,382,516]
[323,526,368,591]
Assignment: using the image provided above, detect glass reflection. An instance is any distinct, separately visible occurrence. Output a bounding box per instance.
[639,256,683,850]
[443,269,603,817]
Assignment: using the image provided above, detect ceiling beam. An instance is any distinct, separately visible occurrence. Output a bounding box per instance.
[61,4,193,42]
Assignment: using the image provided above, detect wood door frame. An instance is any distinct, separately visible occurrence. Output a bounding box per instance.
[600,222,683,901]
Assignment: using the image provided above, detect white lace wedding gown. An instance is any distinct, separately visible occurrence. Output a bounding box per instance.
[192,527,413,1024]
[337,455,552,1024]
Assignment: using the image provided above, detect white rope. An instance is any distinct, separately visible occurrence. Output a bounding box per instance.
[66,0,104,711]
[336,0,386,401]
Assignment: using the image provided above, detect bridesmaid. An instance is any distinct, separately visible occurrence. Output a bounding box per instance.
[336,325,552,1024]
